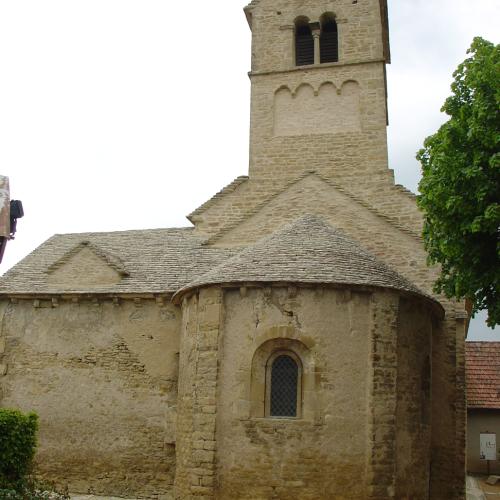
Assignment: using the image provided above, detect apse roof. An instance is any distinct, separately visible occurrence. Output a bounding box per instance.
[175,215,428,300]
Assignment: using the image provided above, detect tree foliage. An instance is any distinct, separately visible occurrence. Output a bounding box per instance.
[0,409,69,499]
[417,37,500,327]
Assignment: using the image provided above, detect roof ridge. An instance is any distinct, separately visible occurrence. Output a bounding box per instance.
[320,174,420,238]
[204,171,420,245]
[52,226,194,238]
[188,175,249,222]
[47,241,130,277]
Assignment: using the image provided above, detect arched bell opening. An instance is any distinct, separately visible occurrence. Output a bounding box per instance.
[295,17,314,66]
[320,13,339,63]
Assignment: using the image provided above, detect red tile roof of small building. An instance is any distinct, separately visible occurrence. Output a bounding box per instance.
[466,342,500,409]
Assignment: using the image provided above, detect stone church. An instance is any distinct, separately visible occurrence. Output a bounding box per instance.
[0,1,467,498]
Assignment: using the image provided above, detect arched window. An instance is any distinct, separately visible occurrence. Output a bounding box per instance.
[266,352,302,418]
[295,18,314,66]
[250,338,314,420]
[320,14,338,63]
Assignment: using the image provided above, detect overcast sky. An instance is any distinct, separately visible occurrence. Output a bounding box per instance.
[0,0,498,340]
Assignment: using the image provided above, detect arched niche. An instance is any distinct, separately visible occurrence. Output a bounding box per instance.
[273,80,361,136]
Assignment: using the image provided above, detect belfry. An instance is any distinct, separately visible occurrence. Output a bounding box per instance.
[0,1,467,499]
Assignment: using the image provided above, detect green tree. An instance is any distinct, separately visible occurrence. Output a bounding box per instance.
[0,409,69,499]
[0,409,38,489]
[417,37,500,327]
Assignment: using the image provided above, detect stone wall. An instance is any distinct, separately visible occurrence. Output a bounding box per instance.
[273,81,361,137]
[191,0,413,243]
[0,0,468,497]
[190,166,465,498]
[0,297,180,499]
[217,286,373,499]
[367,291,399,499]
[174,289,222,499]
[394,299,433,499]
[248,63,388,182]
[173,285,438,499]
[249,0,386,74]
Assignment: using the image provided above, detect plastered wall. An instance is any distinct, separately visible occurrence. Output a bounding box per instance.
[0,297,180,498]
[217,287,372,499]
[467,410,500,475]
[174,285,438,499]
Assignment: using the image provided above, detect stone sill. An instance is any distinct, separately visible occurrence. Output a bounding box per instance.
[249,58,386,77]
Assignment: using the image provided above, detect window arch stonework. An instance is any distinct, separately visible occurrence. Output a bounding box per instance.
[293,13,340,67]
[250,337,318,421]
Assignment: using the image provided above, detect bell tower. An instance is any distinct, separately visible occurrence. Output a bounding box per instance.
[244,0,391,184]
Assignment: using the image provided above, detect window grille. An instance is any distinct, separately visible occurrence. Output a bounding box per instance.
[295,24,314,66]
[320,18,338,63]
[270,355,298,417]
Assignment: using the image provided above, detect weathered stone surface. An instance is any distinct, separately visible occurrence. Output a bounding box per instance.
[0,298,180,498]
[0,0,466,498]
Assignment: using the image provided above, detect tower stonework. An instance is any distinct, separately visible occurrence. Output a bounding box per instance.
[177,1,467,498]
[0,2,467,500]
[189,1,420,245]
[247,0,390,183]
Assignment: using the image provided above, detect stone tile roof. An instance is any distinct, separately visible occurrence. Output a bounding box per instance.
[0,215,439,309]
[188,176,249,223]
[176,215,431,301]
[466,342,500,410]
[0,228,235,295]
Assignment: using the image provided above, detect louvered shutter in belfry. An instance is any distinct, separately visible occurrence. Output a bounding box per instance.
[296,27,314,66]
[320,21,338,63]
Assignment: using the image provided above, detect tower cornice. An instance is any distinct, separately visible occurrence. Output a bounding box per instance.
[248,58,386,78]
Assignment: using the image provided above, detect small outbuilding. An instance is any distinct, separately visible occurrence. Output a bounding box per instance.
[466,342,500,475]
